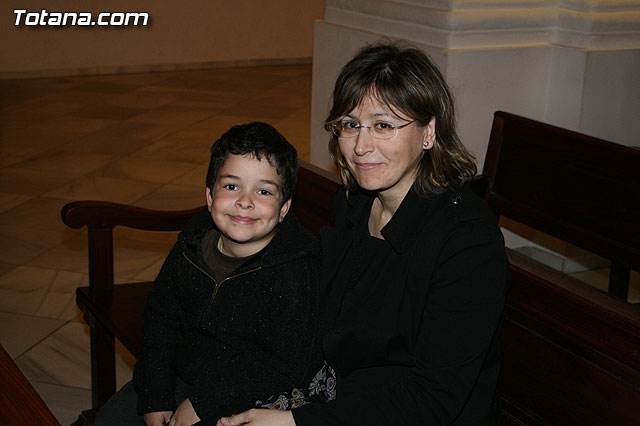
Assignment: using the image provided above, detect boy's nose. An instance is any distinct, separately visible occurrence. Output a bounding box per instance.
[235,193,254,209]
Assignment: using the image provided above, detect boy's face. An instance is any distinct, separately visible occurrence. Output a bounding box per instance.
[206,154,291,257]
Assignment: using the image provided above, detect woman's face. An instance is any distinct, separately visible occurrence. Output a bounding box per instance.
[338,95,434,199]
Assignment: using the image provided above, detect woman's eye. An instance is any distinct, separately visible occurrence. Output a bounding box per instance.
[223,184,238,190]
[257,189,273,196]
[374,121,394,130]
[342,120,359,129]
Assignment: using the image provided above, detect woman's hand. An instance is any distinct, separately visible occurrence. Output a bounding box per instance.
[217,409,295,426]
[144,411,172,426]
[169,398,200,426]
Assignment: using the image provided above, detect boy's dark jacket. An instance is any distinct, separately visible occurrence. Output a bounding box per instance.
[133,208,321,421]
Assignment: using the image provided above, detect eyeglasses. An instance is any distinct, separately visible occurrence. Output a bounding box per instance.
[330,119,416,140]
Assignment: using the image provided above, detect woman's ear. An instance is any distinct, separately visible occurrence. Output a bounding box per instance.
[422,117,436,150]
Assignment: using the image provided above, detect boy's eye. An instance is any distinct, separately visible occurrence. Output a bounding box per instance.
[223,183,238,191]
[257,189,273,196]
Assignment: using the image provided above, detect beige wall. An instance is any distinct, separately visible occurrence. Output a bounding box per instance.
[1,0,325,78]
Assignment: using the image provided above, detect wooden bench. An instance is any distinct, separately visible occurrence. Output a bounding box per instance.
[0,344,61,426]
[484,112,640,426]
[62,112,640,426]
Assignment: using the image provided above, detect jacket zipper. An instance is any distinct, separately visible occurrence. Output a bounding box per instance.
[182,251,262,304]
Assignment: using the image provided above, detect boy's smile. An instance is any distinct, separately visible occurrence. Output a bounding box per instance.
[206,154,291,258]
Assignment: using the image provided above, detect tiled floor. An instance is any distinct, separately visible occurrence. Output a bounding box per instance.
[0,64,313,425]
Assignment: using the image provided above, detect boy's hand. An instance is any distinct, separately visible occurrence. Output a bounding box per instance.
[169,398,201,426]
[144,411,172,426]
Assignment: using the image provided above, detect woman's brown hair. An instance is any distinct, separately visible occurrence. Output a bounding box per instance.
[325,42,477,197]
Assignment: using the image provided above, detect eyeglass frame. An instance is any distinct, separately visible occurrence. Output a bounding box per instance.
[329,119,416,140]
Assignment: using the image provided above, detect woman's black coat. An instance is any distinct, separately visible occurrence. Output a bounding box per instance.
[294,186,509,426]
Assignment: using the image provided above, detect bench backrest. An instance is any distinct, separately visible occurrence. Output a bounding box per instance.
[482,111,640,298]
[291,161,339,235]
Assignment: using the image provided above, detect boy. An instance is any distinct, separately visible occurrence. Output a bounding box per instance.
[95,122,320,426]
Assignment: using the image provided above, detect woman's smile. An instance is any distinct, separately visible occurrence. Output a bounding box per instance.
[354,162,383,172]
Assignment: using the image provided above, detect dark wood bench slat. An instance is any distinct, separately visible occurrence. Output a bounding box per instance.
[483,111,640,297]
[0,344,61,426]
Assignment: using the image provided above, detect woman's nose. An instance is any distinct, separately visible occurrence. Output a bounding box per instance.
[353,128,374,156]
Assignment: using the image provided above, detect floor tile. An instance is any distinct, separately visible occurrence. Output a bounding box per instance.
[108,91,179,109]
[0,262,17,278]
[77,71,171,89]
[60,133,156,156]
[131,136,212,164]
[21,230,87,272]
[128,107,217,128]
[1,125,73,152]
[0,266,84,319]
[133,258,166,283]
[10,91,105,116]
[0,312,65,358]
[15,323,91,389]
[47,115,119,137]
[112,248,171,279]
[43,175,160,204]
[0,168,77,196]
[13,151,114,177]
[0,196,74,232]
[0,192,31,213]
[133,183,204,210]
[71,104,147,121]
[173,164,209,187]
[93,120,178,142]
[26,233,168,278]
[30,381,91,426]
[0,145,51,168]
[93,156,197,184]
[0,225,76,265]
[171,114,254,140]
[15,321,133,390]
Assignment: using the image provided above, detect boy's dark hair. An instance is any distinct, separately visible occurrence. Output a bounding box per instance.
[206,122,298,203]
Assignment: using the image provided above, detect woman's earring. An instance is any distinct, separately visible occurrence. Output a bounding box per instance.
[423,140,429,148]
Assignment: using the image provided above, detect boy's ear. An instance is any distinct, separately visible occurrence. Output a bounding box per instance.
[278,198,292,222]
[205,187,213,212]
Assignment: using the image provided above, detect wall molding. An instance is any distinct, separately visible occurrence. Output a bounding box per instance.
[325,0,640,49]
[0,57,312,81]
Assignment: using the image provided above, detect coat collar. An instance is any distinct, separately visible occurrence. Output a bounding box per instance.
[343,187,442,254]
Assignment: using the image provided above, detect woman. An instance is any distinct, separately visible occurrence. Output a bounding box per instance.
[219,42,508,426]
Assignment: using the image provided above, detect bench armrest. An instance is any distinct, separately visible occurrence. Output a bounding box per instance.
[61,200,203,232]
[61,201,203,295]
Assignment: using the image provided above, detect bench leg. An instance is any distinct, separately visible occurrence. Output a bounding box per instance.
[90,322,116,410]
[71,409,96,426]
[608,263,630,301]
